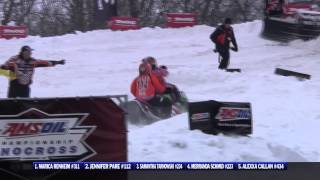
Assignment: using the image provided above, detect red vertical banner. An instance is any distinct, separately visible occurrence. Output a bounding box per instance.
[108,16,141,30]
[166,13,197,28]
[0,26,28,39]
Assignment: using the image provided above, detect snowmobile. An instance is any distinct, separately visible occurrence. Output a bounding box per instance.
[121,91,188,125]
[262,0,320,41]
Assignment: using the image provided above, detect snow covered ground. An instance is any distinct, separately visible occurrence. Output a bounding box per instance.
[0,21,319,162]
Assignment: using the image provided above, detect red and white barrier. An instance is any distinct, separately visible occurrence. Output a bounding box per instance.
[0,26,28,39]
[166,13,197,28]
[108,16,141,31]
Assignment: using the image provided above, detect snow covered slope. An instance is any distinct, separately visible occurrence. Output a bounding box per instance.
[0,21,319,162]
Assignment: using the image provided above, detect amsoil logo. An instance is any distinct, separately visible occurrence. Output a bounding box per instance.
[215,107,251,121]
[0,108,96,161]
[2,121,67,137]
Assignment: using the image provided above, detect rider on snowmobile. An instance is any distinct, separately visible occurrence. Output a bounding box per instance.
[131,62,173,118]
[143,56,181,104]
[142,56,167,86]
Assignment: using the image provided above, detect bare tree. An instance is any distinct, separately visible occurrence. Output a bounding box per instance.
[14,0,36,25]
[0,0,264,36]
[1,0,15,25]
[129,0,139,17]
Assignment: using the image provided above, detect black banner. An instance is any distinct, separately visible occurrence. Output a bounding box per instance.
[188,100,252,135]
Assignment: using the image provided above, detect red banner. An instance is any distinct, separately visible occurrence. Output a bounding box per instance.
[0,26,28,39]
[166,13,197,28]
[108,16,141,31]
[0,96,127,179]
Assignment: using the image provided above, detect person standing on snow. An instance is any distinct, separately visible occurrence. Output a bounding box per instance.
[0,45,65,98]
[131,62,172,118]
[210,18,238,70]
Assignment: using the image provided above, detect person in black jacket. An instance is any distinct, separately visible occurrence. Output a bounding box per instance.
[0,46,65,98]
[210,18,238,70]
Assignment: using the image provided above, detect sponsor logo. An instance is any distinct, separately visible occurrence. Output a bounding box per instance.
[215,107,251,121]
[3,29,26,34]
[173,17,195,22]
[0,108,96,161]
[115,20,137,25]
[191,112,210,122]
